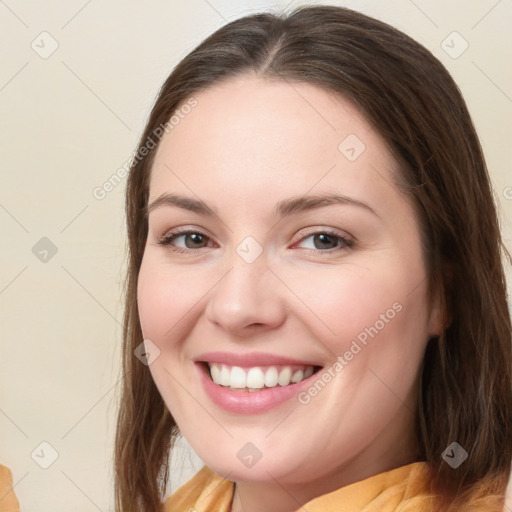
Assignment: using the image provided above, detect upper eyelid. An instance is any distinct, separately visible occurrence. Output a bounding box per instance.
[294,225,352,239]
[160,226,215,242]
[159,225,351,239]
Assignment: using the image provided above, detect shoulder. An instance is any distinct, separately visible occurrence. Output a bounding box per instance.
[396,466,509,512]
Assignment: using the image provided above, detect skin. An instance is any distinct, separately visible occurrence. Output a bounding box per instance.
[137,74,445,512]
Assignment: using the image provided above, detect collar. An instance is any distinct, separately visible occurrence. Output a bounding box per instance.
[163,461,436,512]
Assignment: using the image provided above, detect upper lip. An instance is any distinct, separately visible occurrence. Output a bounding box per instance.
[195,351,322,368]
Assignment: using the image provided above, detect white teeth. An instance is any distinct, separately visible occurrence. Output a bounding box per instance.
[291,369,304,383]
[230,366,246,388]
[246,367,265,389]
[219,365,230,386]
[208,363,317,390]
[278,367,292,386]
[264,367,279,387]
[210,363,220,383]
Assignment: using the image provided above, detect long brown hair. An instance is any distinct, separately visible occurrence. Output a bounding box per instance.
[114,5,512,511]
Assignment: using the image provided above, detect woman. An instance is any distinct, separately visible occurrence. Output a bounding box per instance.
[114,5,512,512]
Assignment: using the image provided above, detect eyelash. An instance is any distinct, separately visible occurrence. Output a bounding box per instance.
[156,227,354,255]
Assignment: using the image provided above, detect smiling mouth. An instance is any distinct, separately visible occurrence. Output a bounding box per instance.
[203,362,323,392]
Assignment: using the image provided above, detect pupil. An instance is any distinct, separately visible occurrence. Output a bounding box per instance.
[315,233,336,249]
[187,233,204,248]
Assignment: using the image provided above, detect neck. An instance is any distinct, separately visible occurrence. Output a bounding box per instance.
[230,406,419,512]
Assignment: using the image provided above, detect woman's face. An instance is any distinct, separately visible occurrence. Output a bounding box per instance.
[137,75,443,486]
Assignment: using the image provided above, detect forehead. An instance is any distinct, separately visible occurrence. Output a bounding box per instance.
[149,74,403,215]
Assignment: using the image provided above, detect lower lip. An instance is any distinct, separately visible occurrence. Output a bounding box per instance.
[197,363,320,414]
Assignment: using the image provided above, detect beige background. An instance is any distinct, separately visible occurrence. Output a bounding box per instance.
[0,0,511,510]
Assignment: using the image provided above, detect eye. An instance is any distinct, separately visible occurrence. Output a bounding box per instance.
[156,228,354,255]
[157,229,214,253]
[293,230,354,253]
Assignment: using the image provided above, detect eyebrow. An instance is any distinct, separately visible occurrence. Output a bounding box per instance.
[146,192,379,218]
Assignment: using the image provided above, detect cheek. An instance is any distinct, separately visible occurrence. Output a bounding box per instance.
[287,260,429,364]
[286,263,399,343]
[137,254,204,343]
[137,261,167,341]
[136,255,205,412]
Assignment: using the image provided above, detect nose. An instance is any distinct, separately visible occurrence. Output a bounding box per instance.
[204,249,287,336]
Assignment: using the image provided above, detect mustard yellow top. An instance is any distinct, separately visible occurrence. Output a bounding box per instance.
[1,461,506,511]
[163,461,506,512]
[0,465,20,512]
